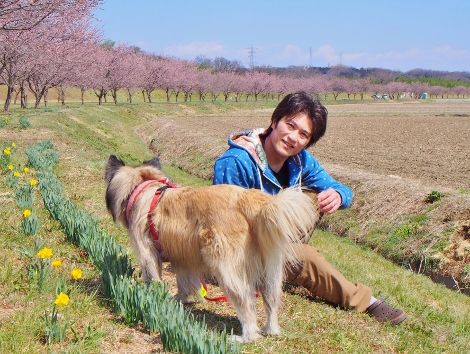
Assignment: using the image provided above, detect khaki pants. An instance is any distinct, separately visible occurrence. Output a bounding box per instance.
[285,244,372,312]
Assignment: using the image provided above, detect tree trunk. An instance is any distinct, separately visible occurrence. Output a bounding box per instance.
[44,89,48,107]
[94,89,104,105]
[59,87,65,105]
[20,83,27,108]
[127,89,132,103]
[111,89,118,104]
[166,88,170,102]
[14,88,20,104]
[81,88,85,104]
[142,90,146,102]
[146,90,152,103]
[3,85,14,112]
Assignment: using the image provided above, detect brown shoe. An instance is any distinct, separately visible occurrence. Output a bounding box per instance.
[366,298,407,325]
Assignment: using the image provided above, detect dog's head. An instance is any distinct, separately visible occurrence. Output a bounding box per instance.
[105,154,165,226]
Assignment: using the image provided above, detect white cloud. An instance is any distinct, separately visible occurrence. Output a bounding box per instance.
[314,44,339,64]
[163,41,225,58]
[309,44,470,71]
[280,44,306,59]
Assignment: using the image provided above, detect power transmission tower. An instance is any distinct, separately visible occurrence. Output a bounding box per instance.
[247,45,256,71]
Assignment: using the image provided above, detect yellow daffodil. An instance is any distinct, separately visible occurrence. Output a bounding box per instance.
[51,259,63,268]
[54,292,69,308]
[3,148,11,155]
[30,178,38,187]
[22,209,32,218]
[37,247,53,259]
[11,143,16,148]
[23,167,30,173]
[70,268,82,280]
[7,164,13,171]
[13,171,21,177]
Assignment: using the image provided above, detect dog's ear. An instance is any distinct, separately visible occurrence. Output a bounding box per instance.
[143,156,162,170]
[105,155,125,183]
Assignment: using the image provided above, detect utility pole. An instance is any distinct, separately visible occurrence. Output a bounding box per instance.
[309,46,312,68]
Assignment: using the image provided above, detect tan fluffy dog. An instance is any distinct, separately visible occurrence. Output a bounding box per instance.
[105,155,319,342]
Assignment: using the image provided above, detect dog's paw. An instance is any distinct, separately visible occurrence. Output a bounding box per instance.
[174,293,191,304]
[175,292,204,304]
[261,324,280,336]
[229,332,262,343]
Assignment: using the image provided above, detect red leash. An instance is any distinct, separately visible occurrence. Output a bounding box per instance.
[200,281,229,302]
[200,279,261,303]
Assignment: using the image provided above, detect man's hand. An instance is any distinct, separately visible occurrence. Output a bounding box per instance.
[317,188,342,214]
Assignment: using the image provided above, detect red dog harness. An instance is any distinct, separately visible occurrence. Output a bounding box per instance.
[126,178,176,252]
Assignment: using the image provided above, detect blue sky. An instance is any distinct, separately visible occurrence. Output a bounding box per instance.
[94,1,470,72]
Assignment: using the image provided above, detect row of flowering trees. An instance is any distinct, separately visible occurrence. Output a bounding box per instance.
[1,1,469,111]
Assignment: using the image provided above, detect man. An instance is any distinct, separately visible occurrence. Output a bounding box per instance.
[213,91,406,325]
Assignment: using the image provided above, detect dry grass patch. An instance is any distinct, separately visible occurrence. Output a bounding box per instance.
[139,101,470,290]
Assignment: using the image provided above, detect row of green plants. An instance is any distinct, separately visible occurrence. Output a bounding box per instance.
[0,115,31,129]
[1,141,86,344]
[1,143,38,235]
[27,140,238,354]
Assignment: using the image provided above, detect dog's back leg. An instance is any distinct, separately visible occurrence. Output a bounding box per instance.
[259,251,284,336]
[215,271,261,343]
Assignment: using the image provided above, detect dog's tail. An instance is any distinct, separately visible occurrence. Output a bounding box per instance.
[256,188,319,267]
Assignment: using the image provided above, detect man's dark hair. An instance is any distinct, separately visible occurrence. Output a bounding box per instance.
[268,91,328,148]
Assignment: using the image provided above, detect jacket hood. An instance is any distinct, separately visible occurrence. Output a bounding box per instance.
[228,128,269,170]
[228,128,302,171]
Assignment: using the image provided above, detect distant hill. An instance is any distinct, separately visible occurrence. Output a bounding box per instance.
[197,56,470,87]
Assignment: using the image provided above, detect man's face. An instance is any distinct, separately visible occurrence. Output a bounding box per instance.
[268,112,313,158]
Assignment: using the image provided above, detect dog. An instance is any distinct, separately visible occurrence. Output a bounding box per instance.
[105,155,319,342]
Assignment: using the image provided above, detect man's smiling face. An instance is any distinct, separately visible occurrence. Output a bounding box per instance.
[268,112,313,159]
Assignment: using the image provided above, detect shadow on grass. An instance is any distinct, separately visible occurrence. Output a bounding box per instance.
[184,304,242,336]
[74,274,242,338]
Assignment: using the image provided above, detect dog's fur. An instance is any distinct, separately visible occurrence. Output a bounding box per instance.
[105,155,320,342]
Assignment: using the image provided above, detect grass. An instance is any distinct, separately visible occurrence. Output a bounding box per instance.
[1,100,469,353]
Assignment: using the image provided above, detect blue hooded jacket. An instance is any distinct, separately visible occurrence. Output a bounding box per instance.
[213,128,353,209]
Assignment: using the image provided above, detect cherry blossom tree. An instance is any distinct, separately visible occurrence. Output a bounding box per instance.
[0,0,100,110]
[329,78,348,101]
[0,0,100,31]
[245,71,272,101]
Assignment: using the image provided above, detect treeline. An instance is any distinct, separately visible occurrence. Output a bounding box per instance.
[1,1,469,112]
